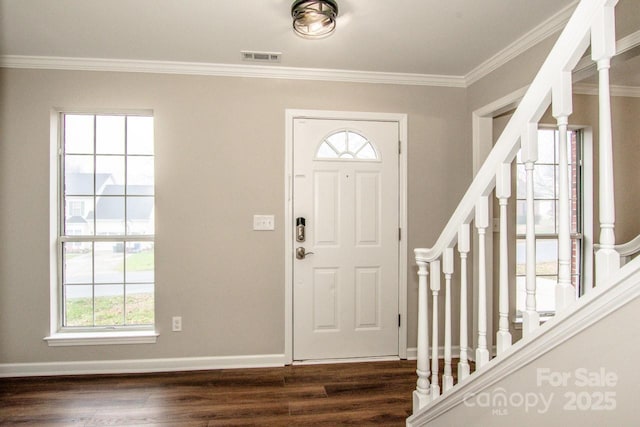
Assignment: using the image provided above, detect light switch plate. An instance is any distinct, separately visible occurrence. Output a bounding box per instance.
[253,215,275,231]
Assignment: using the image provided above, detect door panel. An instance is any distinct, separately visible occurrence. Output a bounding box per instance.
[293,118,399,361]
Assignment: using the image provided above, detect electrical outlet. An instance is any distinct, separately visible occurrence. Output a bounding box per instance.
[172,316,182,332]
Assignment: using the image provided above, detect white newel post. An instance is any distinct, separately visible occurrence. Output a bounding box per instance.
[430,260,441,398]
[475,197,490,368]
[442,248,454,392]
[592,4,620,285]
[522,123,540,336]
[496,164,512,355]
[458,223,471,380]
[553,71,576,311]
[413,260,431,411]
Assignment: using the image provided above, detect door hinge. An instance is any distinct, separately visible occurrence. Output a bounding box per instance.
[398,314,401,327]
[398,140,401,155]
[399,227,402,241]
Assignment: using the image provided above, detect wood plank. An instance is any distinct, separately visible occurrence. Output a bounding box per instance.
[0,360,418,425]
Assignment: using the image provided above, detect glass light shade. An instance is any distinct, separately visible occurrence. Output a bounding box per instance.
[291,0,338,39]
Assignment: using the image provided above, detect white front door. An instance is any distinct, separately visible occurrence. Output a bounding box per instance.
[293,118,399,361]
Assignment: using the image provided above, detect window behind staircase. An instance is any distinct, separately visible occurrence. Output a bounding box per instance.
[515,128,583,317]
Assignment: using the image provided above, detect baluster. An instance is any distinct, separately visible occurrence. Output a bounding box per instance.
[496,164,512,355]
[522,123,540,336]
[430,260,441,398]
[475,197,490,368]
[457,223,471,381]
[553,71,576,311]
[592,4,620,285]
[413,260,431,411]
[442,248,454,391]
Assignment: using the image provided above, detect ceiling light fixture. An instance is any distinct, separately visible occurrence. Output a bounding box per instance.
[291,0,339,39]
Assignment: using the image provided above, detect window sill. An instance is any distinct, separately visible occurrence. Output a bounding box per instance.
[44,330,158,347]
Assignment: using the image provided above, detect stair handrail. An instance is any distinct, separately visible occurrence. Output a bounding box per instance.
[595,233,640,266]
[415,0,606,263]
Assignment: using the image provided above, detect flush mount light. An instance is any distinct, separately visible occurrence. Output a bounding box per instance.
[291,0,339,39]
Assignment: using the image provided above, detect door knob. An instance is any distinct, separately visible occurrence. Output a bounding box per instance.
[296,247,314,260]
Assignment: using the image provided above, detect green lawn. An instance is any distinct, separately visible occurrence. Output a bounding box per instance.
[124,250,154,272]
[66,293,154,326]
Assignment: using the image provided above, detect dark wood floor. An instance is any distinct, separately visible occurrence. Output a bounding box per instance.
[0,360,419,426]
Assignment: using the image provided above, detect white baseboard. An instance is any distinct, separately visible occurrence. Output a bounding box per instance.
[0,353,286,378]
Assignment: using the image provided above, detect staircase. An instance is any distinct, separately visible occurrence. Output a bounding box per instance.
[408,0,640,424]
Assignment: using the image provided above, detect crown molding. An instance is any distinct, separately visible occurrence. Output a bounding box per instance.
[573,83,640,97]
[464,0,579,86]
[0,55,466,88]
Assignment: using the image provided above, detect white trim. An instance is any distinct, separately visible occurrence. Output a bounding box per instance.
[0,353,286,378]
[292,356,400,366]
[408,257,640,426]
[0,55,465,88]
[465,1,579,86]
[573,83,640,97]
[44,330,159,347]
[284,109,408,364]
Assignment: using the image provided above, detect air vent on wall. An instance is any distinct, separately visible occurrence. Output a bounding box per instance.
[241,51,282,63]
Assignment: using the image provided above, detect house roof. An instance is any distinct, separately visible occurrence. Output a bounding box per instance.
[65,173,112,195]
[88,194,154,221]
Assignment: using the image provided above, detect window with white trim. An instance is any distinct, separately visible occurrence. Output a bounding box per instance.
[59,113,155,330]
[515,128,583,316]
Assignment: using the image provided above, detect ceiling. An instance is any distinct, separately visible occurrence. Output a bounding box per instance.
[0,0,638,86]
[0,0,579,77]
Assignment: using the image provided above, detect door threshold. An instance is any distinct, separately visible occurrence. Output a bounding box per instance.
[292,355,401,366]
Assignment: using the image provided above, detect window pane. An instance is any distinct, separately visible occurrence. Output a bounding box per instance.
[515,238,558,275]
[535,200,556,234]
[347,132,367,153]
[515,276,557,313]
[516,200,526,235]
[535,276,556,312]
[65,284,93,327]
[60,113,155,330]
[95,196,125,235]
[126,197,154,235]
[94,242,124,283]
[63,242,93,284]
[533,165,556,199]
[317,142,338,159]
[65,115,94,154]
[96,155,125,195]
[127,157,154,194]
[125,284,154,325]
[127,116,154,155]
[357,143,377,160]
[326,132,346,152]
[65,155,94,195]
[537,129,556,164]
[64,196,94,236]
[126,242,154,283]
[96,115,125,154]
[537,239,558,275]
[95,284,124,326]
[516,200,556,235]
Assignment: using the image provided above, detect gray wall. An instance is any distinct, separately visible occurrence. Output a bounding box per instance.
[0,69,470,363]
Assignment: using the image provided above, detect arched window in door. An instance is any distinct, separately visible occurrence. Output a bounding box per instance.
[315,130,379,161]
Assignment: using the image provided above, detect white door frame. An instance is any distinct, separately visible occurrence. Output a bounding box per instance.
[284,109,408,364]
